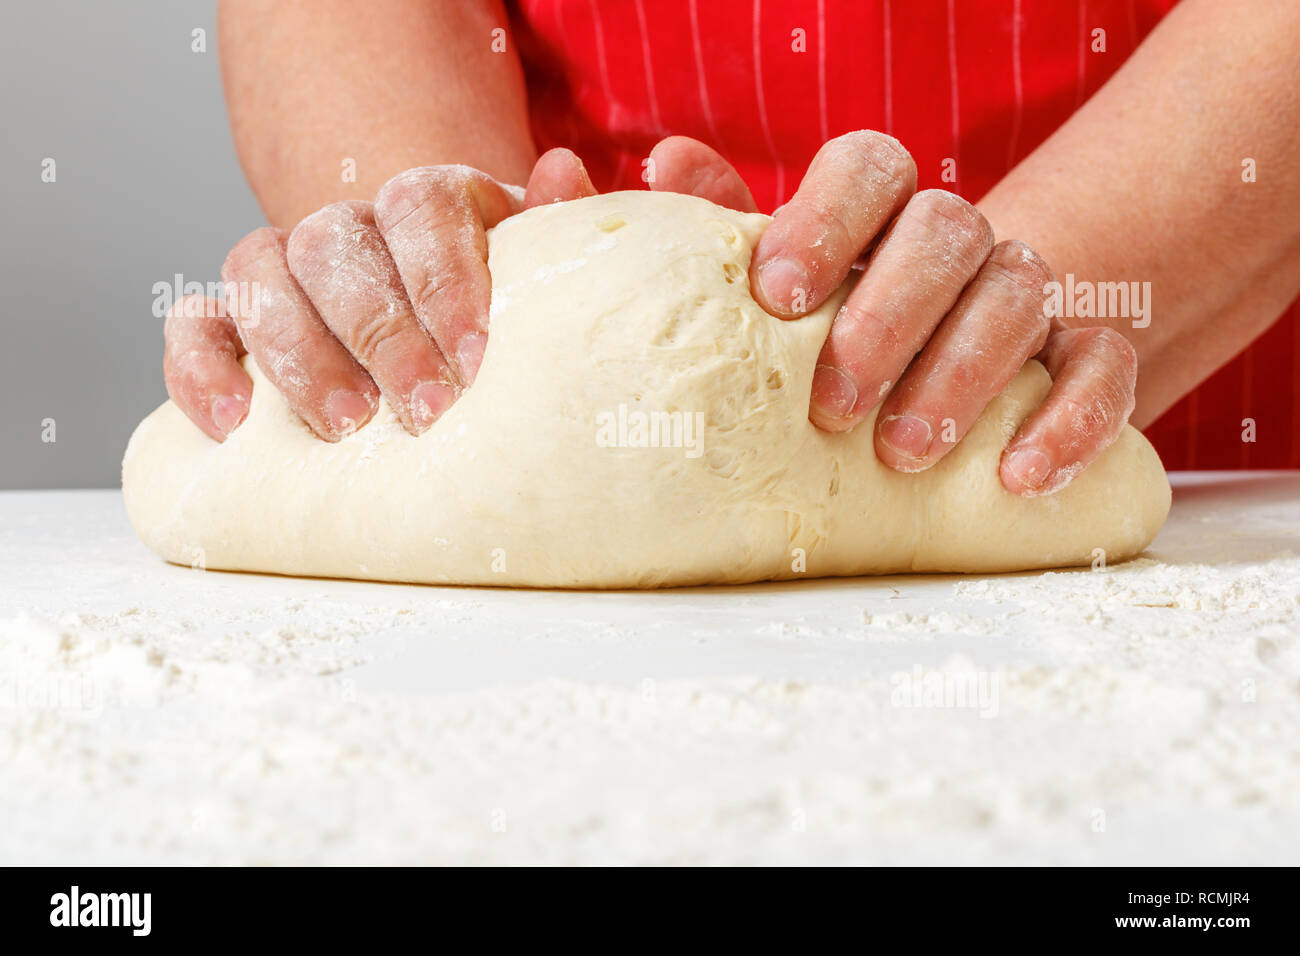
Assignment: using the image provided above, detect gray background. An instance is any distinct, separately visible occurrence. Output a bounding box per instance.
[1,1,261,488]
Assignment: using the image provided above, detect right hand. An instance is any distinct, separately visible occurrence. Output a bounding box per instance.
[164,150,600,441]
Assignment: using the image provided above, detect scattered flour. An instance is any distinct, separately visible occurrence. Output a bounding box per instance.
[3,549,1299,864]
[2,486,1299,864]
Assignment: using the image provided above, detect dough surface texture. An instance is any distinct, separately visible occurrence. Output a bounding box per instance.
[123,191,1170,588]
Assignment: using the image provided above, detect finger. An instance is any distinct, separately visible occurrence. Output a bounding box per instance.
[874,240,1054,472]
[751,130,917,317]
[286,200,458,435]
[646,136,759,212]
[162,295,252,442]
[524,148,599,207]
[222,226,379,441]
[809,190,994,431]
[1000,326,1138,496]
[374,167,521,386]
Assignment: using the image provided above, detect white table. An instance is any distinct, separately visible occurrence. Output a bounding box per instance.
[2,473,1297,864]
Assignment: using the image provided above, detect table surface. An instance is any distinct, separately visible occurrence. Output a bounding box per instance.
[2,472,1298,864]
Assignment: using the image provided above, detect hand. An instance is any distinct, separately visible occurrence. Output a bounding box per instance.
[645,132,1138,497]
[163,151,598,442]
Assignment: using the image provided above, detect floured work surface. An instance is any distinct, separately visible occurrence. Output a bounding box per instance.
[1,474,1295,864]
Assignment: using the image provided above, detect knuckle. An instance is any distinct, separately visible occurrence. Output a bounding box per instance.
[1020,292,1054,342]
[164,296,229,344]
[984,240,1056,297]
[259,320,312,376]
[845,130,914,173]
[1052,330,1138,428]
[692,161,738,198]
[906,190,995,274]
[1115,337,1139,379]
[163,294,203,329]
[1054,392,1104,431]
[411,265,464,319]
[163,331,225,407]
[827,130,917,188]
[375,167,454,232]
[839,300,905,356]
[910,188,981,230]
[287,201,374,265]
[1024,311,1053,351]
[350,312,409,363]
[1083,326,1139,381]
[222,226,283,281]
[1084,324,1130,351]
[806,207,854,265]
[970,244,1056,348]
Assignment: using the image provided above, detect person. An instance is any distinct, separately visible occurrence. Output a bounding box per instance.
[163,0,1300,498]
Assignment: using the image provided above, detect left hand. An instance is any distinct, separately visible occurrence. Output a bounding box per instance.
[644,132,1138,497]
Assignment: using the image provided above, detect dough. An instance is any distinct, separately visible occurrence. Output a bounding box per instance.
[122,191,1170,588]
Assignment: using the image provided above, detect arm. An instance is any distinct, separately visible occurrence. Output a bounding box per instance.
[977,0,1300,427]
[218,0,537,228]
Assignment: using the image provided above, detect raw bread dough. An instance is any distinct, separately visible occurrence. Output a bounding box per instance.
[122,191,1170,588]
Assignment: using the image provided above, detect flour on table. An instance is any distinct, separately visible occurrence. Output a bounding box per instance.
[3,536,1298,864]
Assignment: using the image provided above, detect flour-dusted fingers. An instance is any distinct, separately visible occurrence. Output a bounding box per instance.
[646,136,759,212]
[874,241,1054,473]
[374,166,524,389]
[1000,325,1138,497]
[162,295,252,442]
[222,226,379,441]
[750,130,917,317]
[809,190,994,431]
[524,147,599,207]
[285,200,457,436]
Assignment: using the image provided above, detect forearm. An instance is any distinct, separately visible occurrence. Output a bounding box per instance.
[978,0,1300,427]
[218,0,537,228]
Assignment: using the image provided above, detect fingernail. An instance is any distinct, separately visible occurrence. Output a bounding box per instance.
[1004,447,1052,492]
[757,257,812,314]
[456,332,487,383]
[410,381,456,430]
[878,414,933,460]
[811,364,858,420]
[325,389,373,438]
[211,394,248,437]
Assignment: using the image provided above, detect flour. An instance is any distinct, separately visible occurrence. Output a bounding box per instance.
[4,540,1299,864]
[956,555,1300,615]
[2,485,1298,865]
